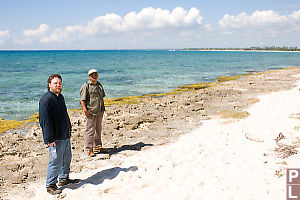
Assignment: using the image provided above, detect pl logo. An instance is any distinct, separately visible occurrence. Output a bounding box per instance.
[287,169,300,200]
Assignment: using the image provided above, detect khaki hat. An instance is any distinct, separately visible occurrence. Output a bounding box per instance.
[88,69,98,75]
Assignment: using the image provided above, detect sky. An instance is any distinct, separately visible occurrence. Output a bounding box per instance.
[0,0,300,50]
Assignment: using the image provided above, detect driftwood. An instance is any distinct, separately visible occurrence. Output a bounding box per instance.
[274,133,298,158]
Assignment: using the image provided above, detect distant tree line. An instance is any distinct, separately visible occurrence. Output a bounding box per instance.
[246,46,300,51]
[183,46,300,51]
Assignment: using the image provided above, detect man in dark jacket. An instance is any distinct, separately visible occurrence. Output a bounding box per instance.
[39,74,79,195]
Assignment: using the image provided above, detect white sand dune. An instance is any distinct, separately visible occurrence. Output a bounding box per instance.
[16,76,300,200]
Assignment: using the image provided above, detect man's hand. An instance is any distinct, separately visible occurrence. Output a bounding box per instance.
[84,110,90,118]
[49,142,56,147]
[80,100,90,118]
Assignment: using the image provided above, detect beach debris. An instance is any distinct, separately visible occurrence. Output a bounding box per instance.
[273,133,298,158]
[274,132,285,142]
[274,167,285,178]
[274,142,298,159]
[244,132,264,143]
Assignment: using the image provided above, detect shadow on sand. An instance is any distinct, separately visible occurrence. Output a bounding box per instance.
[60,142,152,191]
[105,142,154,155]
[61,166,138,190]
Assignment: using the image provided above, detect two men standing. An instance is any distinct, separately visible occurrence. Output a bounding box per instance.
[39,69,106,195]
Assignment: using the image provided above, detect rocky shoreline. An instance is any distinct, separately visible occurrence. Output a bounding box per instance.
[1,67,300,199]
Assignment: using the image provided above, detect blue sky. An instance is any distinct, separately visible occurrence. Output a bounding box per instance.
[0,0,300,49]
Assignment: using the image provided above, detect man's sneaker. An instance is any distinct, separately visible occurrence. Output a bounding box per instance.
[85,149,95,157]
[58,177,80,186]
[46,184,62,195]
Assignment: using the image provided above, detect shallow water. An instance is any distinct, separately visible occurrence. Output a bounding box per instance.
[1,50,300,120]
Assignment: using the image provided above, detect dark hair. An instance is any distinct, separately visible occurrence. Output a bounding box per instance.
[47,74,62,90]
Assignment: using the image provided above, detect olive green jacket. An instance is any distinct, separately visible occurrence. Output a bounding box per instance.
[80,80,106,115]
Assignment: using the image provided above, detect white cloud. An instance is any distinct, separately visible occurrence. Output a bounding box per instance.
[9,8,300,49]
[84,7,202,33]
[13,38,33,45]
[218,9,300,34]
[40,25,84,43]
[289,10,300,29]
[122,7,203,29]
[23,24,50,37]
[40,7,203,43]
[215,10,300,47]
[218,10,289,30]
[0,30,10,45]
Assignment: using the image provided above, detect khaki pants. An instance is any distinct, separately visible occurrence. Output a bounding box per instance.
[84,111,104,150]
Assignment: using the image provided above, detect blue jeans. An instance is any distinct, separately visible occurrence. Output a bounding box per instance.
[46,138,71,187]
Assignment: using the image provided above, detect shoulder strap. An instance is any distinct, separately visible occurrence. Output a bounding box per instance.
[86,81,89,91]
[98,82,104,91]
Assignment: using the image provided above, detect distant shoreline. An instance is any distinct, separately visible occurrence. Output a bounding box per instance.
[180,49,300,53]
[181,47,300,52]
[0,47,299,52]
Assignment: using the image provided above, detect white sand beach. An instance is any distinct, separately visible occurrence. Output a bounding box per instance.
[6,73,299,200]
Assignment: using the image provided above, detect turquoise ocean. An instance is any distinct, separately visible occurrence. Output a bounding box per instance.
[1,50,300,121]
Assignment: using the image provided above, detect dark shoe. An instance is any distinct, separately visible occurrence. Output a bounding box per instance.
[46,184,62,195]
[58,178,80,186]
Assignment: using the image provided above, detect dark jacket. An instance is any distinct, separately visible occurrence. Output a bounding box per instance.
[39,90,71,144]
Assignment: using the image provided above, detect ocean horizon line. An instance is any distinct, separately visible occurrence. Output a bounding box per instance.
[0,49,170,51]
[1,49,300,53]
